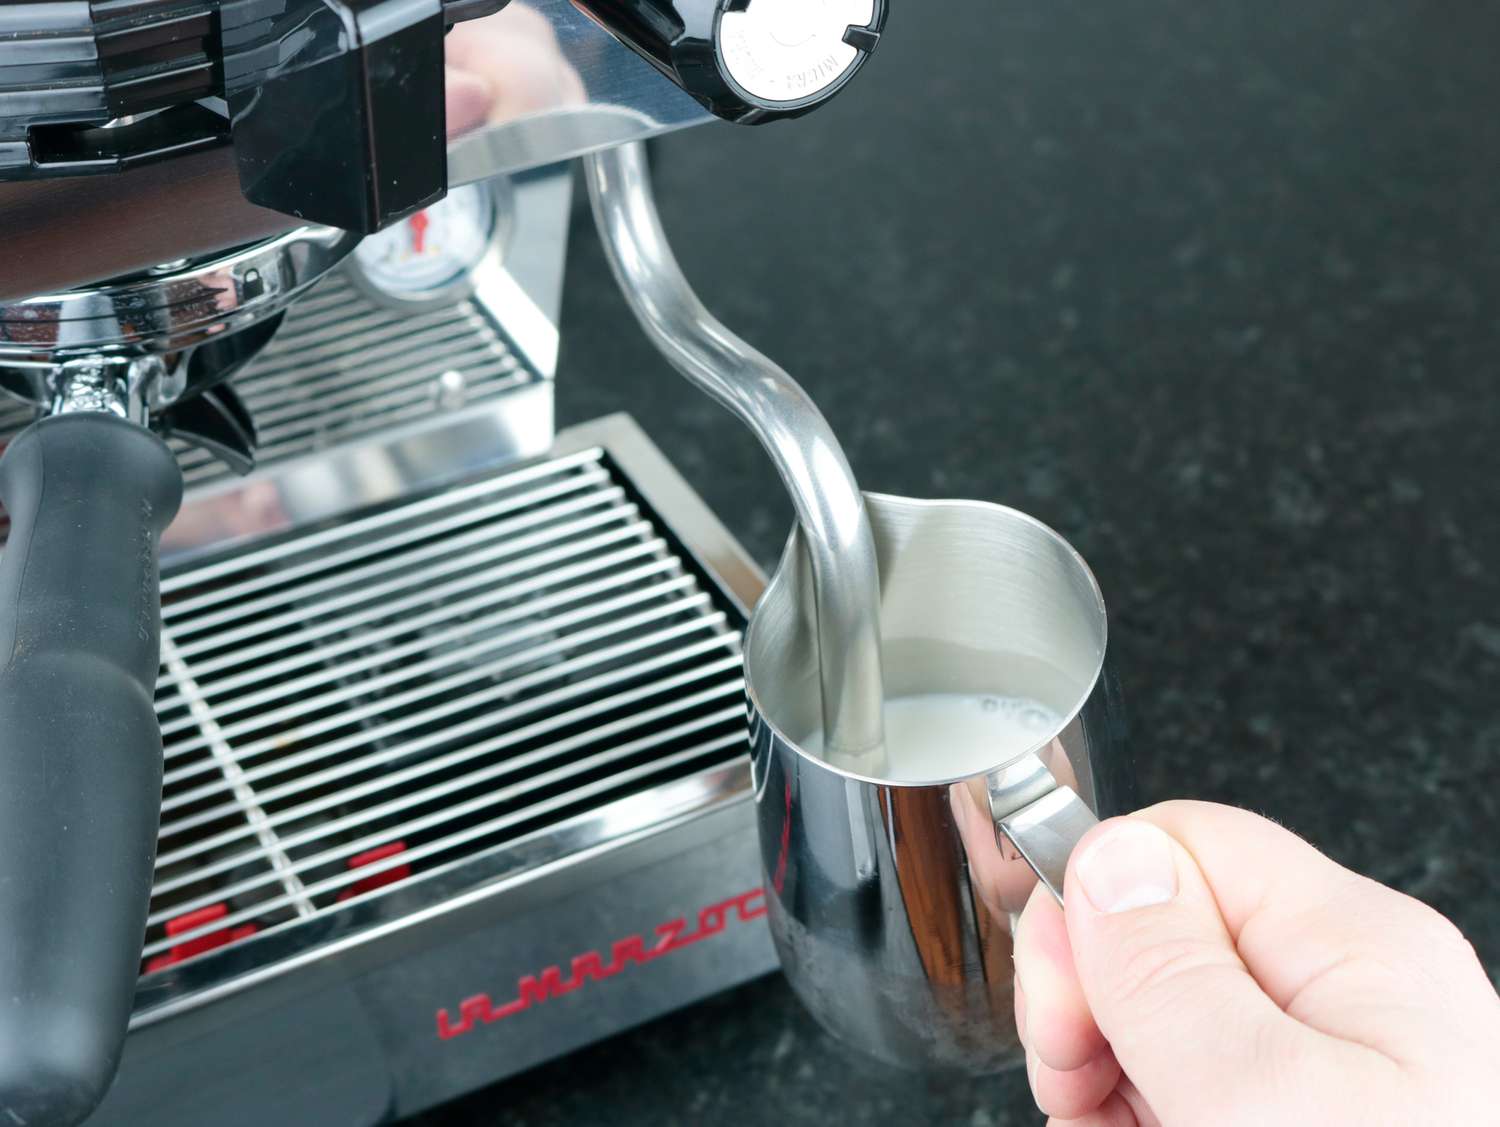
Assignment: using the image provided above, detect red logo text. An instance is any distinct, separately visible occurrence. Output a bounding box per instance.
[435,887,767,1041]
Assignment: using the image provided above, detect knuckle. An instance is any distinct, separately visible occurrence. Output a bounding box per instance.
[1340,877,1483,977]
[1388,889,1485,972]
[1422,908,1476,960]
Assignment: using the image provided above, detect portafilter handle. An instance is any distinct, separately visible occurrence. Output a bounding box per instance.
[0,370,183,1124]
[0,223,355,1126]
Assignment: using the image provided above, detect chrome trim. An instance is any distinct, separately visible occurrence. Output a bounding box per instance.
[0,224,358,363]
[145,719,744,957]
[50,355,153,424]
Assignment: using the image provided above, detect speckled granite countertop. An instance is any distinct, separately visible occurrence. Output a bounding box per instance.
[410,1,1500,1121]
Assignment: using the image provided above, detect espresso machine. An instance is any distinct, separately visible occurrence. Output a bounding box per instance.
[0,2,887,1123]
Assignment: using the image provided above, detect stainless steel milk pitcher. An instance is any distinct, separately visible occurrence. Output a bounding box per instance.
[584,139,1133,1075]
[744,494,1134,1073]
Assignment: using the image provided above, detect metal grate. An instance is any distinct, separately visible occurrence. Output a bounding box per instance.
[141,446,747,975]
[172,272,534,487]
[0,269,536,487]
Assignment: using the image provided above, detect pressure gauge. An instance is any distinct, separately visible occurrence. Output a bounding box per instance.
[346,180,509,310]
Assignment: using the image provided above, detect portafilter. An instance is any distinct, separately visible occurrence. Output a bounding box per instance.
[0,226,354,1124]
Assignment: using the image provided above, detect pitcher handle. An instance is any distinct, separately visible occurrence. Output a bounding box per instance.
[987,753,1100,904]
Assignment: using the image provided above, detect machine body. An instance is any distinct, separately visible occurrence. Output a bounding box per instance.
[0,1,887,1122]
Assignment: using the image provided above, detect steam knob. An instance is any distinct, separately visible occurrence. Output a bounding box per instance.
[573,0,887,123]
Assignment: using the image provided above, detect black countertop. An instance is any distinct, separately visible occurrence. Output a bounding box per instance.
[413,1,1500,1122]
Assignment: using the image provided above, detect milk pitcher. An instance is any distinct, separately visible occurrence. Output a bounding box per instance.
[584,141,1133,1074]
[744,493,1134,1073]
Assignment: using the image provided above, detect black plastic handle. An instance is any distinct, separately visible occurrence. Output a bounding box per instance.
[0,414,182,1126]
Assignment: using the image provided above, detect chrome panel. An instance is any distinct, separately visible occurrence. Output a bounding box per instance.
[445,3,710,187]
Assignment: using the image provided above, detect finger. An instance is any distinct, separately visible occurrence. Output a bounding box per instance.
[1015,883,1108,1070]
[1046,1086,1145,1127]
[1062,816,1393,1126]
[445,70,497,137]
[1027,1044,1121,1122]
[1112,1077,1160,1127]
[1136,802,1495,1058]
[1014,969,1027,1044]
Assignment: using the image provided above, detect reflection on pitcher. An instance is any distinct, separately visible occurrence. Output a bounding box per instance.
[952,734,1085,924]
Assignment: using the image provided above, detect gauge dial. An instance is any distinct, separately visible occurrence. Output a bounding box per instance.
[349,184,499,305]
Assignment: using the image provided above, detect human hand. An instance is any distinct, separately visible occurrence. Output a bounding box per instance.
[1012,801,1500,1126]
[445,3,587,138]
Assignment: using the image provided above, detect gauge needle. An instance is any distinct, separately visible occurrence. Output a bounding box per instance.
[410,210,430,255]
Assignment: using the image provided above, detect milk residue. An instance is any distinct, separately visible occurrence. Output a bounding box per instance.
[803,693,1062,783]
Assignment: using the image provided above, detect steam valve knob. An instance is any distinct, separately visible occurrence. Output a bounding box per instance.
[572,0,888,123]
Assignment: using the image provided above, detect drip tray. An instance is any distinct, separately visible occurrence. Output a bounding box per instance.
[147,442,744,972]
[100,413,777,1127]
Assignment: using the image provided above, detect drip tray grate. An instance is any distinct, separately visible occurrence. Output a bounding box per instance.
[142,443,748,977]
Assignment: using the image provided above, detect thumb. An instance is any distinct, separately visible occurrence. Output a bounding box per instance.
[445,69,497,138]
[1061,817,1372,1126]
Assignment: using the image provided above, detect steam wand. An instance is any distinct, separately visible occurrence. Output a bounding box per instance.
[585,142,887,768]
